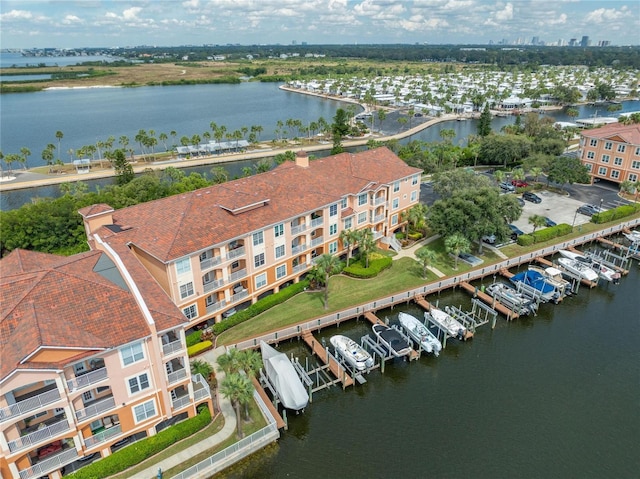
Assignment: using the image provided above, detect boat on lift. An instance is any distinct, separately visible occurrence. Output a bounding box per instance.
[557,257,599,283]
[486,282,538,316]
[558,250,620,283]
[425,306,467,339]
[371,324,412,358]
[260,341,309,411]
[398,312,442,356]
[509,269,562,303]
[330,335,374,371]
[622,229,640,243]
[527,265,573,297]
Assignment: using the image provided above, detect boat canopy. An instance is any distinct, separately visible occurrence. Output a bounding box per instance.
[260,341,309,411]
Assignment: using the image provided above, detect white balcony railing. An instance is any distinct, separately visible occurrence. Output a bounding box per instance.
[199,255,222,271]
[293,263,309,274]
[84,424,122,448]
[66,367,108,392]
[231,290,249,304]
[291,243,307,255]
[206,300,226,315]
[0,388,62,423]
[228,268,247,282]
[19,447,79,479]
[291,223,307,235]
[310,217,323,227]
[193,373,212,402]
[203,278,225,293]
[226,246,245,260]
[75,396,116,421]
[311,236,324,247]
[162,340,184,357]
[171,394,191,411]
[167,368,188,385]
[373,214,385,223]
[373,196,386,206]
[8,419,70,453]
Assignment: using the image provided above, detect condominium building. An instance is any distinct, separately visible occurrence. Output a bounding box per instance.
[0,249,212,479]
[579,123,640,185]
[79,147,422,328]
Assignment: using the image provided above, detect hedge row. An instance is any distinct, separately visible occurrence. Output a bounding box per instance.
[67,406,211,479]
[211,280,310,335]
[343,256,393,278]
[186,330,203,347]
[592,204,638,224]
[187,340,213,357]
[517,223,572,246]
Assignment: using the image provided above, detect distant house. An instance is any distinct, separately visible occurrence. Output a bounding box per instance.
[73,158,91,174]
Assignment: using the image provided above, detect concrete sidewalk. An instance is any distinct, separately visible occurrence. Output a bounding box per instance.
[132,347,236,479]
[392,235,446,278]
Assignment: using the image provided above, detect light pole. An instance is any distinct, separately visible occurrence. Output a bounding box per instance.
[600,198,604,211]
[572,209,579,231]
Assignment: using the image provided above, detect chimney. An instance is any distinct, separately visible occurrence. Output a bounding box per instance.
[295,150,309,168]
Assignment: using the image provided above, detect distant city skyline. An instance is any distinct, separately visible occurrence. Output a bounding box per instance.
[1,0,638,50]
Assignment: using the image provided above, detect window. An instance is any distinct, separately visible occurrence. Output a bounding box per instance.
[629,173,638,182]
[275,245,285,258]
[255,273,267,289]
[393,181,400,193]
[133,400,156,423]
[598,166,607,176]
[617,144,626,153]
[175,258,191,275]
[410,191,418,202]
[587,151,595,159]
[254,252,265,268]
[601,154,610,163]
[358,193,367,206]
[276,264,286,279]
[412,174,419,185]
[341,198,348,208]
[329,224,337,236]
[589,139,597,147]
[121,342,144,366]
[614,157,623,166]
[253,231,264,246]
[128,373,150,395]
[329,241,337,254]
[344,217,352,230]
[611,170,620,179]
[329,204,338,217]
[231,261,239,269]
[392,198,399,210]
[635,147,640,156]
[358,212,367,224]
[274,223,284,238]
[632,160,640,170]
[205,295,216,306]
[585,163,592,172]
[391,214,398,226]
[199,250,211,261]
[179,282,194,299]
[604,141,612,150]
[183,304,197,320]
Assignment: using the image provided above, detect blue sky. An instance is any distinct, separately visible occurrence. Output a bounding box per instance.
[1,0,638,49]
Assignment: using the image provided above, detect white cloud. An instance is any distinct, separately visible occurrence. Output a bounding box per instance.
[494,2,513,21]
[1,9,33,21]
[62,15,83,25]
[584,7,626,24]
[122,7,142,21]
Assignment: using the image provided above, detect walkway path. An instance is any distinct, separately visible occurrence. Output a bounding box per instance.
[392,235,446,278]
[132,347,236,479]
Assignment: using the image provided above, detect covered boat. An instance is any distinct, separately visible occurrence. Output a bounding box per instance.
[558,250,619,283]
[330,335,374,371]
[486,282,538,316]
[372,324,412,357]
[425,307,467,339]
[398,312,442,356]
[510,269,562,303]
[528,265,573,297]
[260,341,309,411]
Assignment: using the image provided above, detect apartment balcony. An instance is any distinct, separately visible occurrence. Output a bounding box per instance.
[226,246,245,260]
[372,230,384,240]
[0,387,62,423]
[199,255,222,272]
[8,418,70,453]
[310,217,323,227]
[67,367,108,392]
[206,300,226,315]
[372,214,386,223]
[192,373,211,402]
[293,263,309,274]
[291,223,308,235]
[203,278,225,293]
[167,367,188,385]
[18,447,79,479]
[310,236,324,247]
[372,196,386,206]
[228,268,247,282]
[291,243,308,255]
[230,289,249,304]
[171,393,191,411]
[75,396,116,422]
[162,339,184,357]
[84,424,122,449]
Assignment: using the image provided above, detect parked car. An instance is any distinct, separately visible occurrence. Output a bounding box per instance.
[523,192,542,203]
[517,197,525,207]
[482,233,496,244]
[544,217,557,227]
[511,179,529,188]
[508,224,524,240]
[499,181,515,192]
[576,204,604,216]
[222,307,237,318]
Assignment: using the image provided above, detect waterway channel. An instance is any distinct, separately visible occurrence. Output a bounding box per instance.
[220,240,639,479]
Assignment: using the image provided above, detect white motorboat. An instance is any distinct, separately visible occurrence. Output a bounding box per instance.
[330,335,374,371]
[559,250,620,283]
[485,282,538,316]
[425,306,467,339]
[398,312,442,356]
[372,324,412,357]
[527,265,573,297]
[622,230,640,243]
[260,341,309,411]
[557,257,599,282]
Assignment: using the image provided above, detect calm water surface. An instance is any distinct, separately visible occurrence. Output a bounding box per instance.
[222,261,639,479]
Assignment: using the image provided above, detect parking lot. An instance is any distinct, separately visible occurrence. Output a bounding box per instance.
[510,190,589,233]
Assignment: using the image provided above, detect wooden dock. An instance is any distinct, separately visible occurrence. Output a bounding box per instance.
[459,281,520,321]
[364,311,384,325]
[301,331,354,388]
[535,257,597,288]
[414,295,475,339]
[251,376,287,429]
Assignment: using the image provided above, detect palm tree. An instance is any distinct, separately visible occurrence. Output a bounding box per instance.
[55,130,63,162]
[210,166,228,184]
[42,145,55,172]
[339,229,362,267]
[159,132,169,151]
[19,147,31,169]
[314,253,342,310]
[494,170,506,184]
[237,349,262,378]
[445,233,471,270]
[528,214,547,233]
[217,347,243,375]
[220,373,253,437]
[359,229,376,268]
[529,166,543,183]
[511,167,525,182]
[415,248,437,279]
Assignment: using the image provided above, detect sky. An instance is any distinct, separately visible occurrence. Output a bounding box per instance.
[1,0,638,49]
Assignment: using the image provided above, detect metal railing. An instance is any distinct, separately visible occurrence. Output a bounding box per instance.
[203,278,225,293]
[229,219,640,351]
[67,367,108,391]
[292,243,308,255]
[199,255,222,271]
[162,339,184,356]
[231,290,249,303]
[206,300,226,315]
[75,396,116,421]
[171,394,191,411]
[373,196,386,206]
[226,246,245,260]
[19,447,79,479]
[372,214,385,223]
[8,419,70,453]
[228,268,247,282]
[310,217,323,227]
[293,263,309,274]
[291,223,308,235]
[0,388,62,423]
[84,424,122,448]
[310,236,324,247]
[167,368,188,385]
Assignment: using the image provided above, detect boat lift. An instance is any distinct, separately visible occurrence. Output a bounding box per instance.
[445,298,497,331]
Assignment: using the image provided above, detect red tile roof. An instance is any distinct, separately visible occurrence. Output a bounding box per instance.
[100,147,420,262]
[581,123,640,145]
[0,249,185,382]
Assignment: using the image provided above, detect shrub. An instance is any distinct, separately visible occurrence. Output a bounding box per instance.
[408,232,423,241]
[517,234,534,246]
[186,330,203,347]
[343,256,392,278]
[518,223,571,245]
[66,407,211,479]
[592,205,637,224]
[187,340,213,357]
